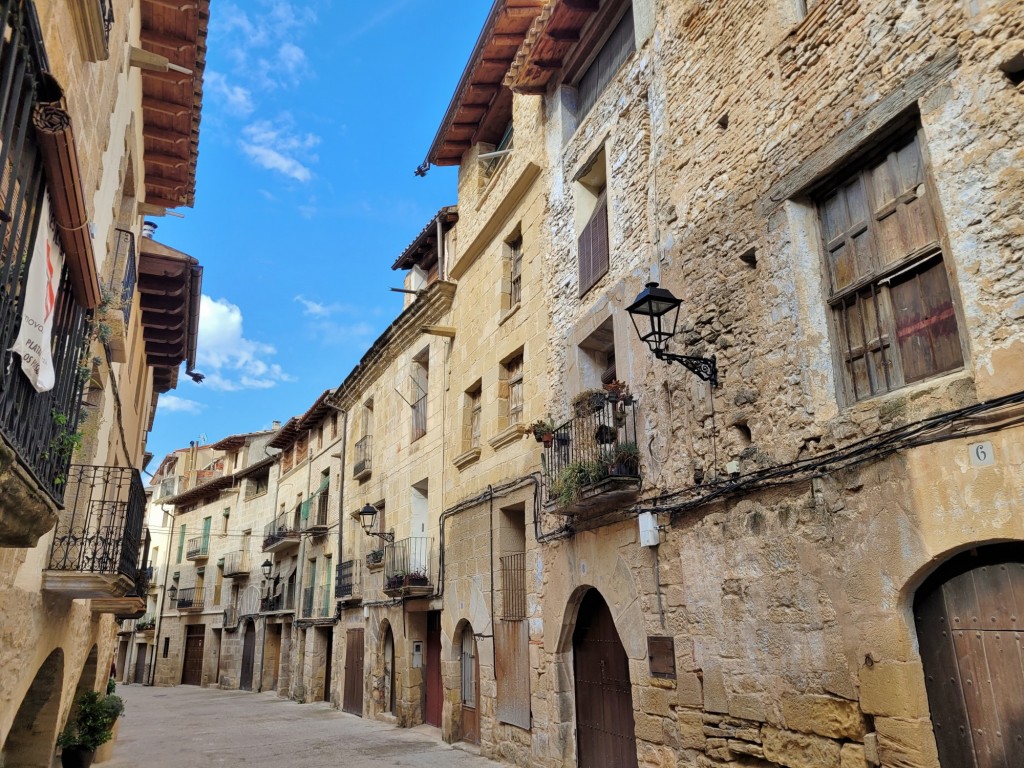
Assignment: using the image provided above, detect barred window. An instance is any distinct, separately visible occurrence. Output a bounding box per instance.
[817,130,963,402]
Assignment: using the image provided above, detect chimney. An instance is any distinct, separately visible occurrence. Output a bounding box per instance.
[271,420,281,430]
[142,221,158,238]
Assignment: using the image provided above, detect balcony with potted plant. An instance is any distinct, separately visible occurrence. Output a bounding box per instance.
[382,537,433,597]
[542,384,641,521]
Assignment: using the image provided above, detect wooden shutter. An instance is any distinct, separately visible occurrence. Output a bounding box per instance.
[578,192,609,296]
[495,619,531,729]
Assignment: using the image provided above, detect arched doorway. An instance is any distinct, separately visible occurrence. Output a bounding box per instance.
[3,648,65,768]
[573,589,637,768]
[382,624,396,715]
[240,620,257,691]
[459,624,479,744]
[915,544,1024,767]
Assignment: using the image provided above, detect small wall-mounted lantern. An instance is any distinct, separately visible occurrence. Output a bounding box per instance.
[626,282,718,387]
[261,559,273,580]
[167,584,178,602]
[358,503,395,544]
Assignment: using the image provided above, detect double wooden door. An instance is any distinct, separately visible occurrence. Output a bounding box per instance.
[181,625,205,686]
[573,590,638,768]
[916,546,1024,768]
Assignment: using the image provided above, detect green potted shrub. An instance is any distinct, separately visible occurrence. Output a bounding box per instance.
[530,417,557,444]
[56,690,125,768]
[608,441,640,476]
[551,460,607,506]
[572,388,608,417]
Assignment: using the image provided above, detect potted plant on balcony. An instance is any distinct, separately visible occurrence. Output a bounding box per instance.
[551,460,607,506]
[572,388,608,417]
[56,690,125,768]
[530,417,557,444]
[366,549,384,567]
[406,569,429,587]
[605,441,640,476]
[385,570,407,591]
[603,379,632,404]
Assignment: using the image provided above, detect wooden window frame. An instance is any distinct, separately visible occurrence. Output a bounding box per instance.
[508,235,523,310]
[815,127,964,404]
[503,354,524,428]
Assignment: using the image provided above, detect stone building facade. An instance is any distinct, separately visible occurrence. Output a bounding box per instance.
[0,0,210,765]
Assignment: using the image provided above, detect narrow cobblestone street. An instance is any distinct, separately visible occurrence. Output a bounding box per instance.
[101,686,500,768]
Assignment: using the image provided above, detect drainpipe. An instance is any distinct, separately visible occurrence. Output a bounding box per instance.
[436,214,445,281]
[148,505,175,686]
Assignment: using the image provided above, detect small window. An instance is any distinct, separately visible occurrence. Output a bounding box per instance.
[502,354,524,427]
[815,130,963,402]
[575,5,635,121]
[482,120,514,181]
[411,350,429,441]
[575,149,609,297]
[464,382,483,451]
[507,234,523,311]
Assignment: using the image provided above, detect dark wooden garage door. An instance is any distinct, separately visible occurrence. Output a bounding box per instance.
[181,625,205,686]
[573,589,638,768]
[915,546,1024,768]
[240,621,256,690]
[343,628,364,716]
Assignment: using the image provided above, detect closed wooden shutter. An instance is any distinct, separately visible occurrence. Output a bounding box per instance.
[578,192,609,296]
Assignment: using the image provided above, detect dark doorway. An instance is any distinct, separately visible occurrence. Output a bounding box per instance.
[425,611,442,727]
[323,627,333,702]
[915,544,1024,768]
[573,589,638,768]
[460,624,480,744]
[343,628,364,716]
[383,625,396,714]
[133,644,147,683]
[240,620,256,691]
[181,625,205,686]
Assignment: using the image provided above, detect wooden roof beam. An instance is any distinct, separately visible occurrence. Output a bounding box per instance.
[143,97,190,117]
[145,175,186,191]
[144,0,199,9]
[564,0,599,10]
[547,30,580,42]
[146,152,188,168]
[141,29,194,52]
[144,194,186,208]
[143,127,190,145]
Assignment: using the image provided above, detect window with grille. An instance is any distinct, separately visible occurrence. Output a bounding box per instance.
[504,355,524,427]
[816,130,963,402]
[509,235,523,310]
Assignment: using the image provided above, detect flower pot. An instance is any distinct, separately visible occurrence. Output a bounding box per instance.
[595,424,618,445]
[61,746,95,768]
[539,432,554,444]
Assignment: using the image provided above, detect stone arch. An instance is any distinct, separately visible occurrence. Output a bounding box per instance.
[2,648,65,768]
[374,620,397,716]
[912,542,1024,767]
[899,537,1020,609]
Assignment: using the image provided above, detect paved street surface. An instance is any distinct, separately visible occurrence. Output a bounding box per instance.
[102,686,500,768]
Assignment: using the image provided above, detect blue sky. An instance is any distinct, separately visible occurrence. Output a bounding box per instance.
[146,1,490,472]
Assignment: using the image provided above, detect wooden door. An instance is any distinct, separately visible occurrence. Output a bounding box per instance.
[323,627,333,702]
[343,628,364,716]
[181,625,205,686]
[240,621,256,691]
[460,626,480,744]
[425,611,442,727]
[916,546,1024,768]
[133,644,147,683]
[573,590,638,768]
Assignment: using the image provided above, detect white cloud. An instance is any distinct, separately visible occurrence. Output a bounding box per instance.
[240,115,320,182]
[213,2,315,89]
[197,295,293,392]
[294,294,351,318]
[206,71,254,118]
[158,395,204,414]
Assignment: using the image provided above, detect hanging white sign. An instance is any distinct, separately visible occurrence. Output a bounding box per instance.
[10,194,64,392]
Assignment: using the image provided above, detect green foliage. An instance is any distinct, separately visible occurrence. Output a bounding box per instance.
[551,460,607,506]
[45,409,82,484]
[56,691,124,751]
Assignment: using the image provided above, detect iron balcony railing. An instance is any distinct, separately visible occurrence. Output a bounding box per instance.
[335,559,356,598]
[261,581,296,612]
[353,435,372,477]
[175,586,206,611]
[0,2,90,506]
[542,395,640,506]
[222,550,250,577]
[47,466,147,580]
[262,512,300,550]
[111,228,136,326]
[301,492,329,531]
[185,536,209,560]
[383,536,433,593]
[501,552,527,620]
[411,394,427,441]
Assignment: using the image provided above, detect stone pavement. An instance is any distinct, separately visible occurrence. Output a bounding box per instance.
[99,685,501,768]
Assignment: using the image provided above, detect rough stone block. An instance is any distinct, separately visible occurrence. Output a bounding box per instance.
[841,742,868,768]
[782,693,867,739]
[863,732,880,765]
[676,671,703,708]
[858,662,930,718]
[634,712,667,745]
[875,717,941,768]
[639,685,671,716]
[678,709,707,750]
[705,737,732,761]
[762,727,841,768]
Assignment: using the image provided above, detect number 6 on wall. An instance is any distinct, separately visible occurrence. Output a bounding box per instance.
[969,441,995,468]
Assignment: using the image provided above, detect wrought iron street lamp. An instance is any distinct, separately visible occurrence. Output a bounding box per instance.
[358,503,395,543]
[261,558,273,580]
[167,584,177,602]
[626,282,718,387]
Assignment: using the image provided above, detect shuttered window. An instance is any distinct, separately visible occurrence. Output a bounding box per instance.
[506,355,524,426]
[576,6,635,121]
[817,131,963,402]
[578,191,608,296]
